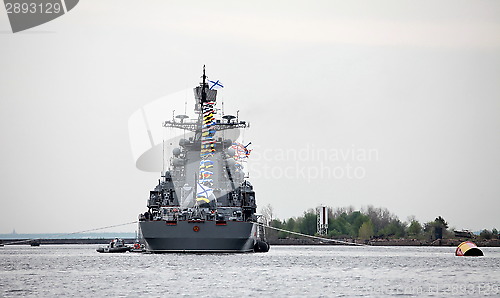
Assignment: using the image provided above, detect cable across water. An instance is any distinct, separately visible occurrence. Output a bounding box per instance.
[1,221,138,246]
[255,222,369,246]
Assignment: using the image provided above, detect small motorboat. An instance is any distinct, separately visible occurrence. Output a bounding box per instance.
[129,241,145,253]
[96,238,130,253]
[30,240,41,247]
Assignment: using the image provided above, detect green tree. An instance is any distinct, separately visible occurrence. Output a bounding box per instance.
[298,211,317,235]
[268,219,284,240]
[492,228,498,239]
[328,213,350,237]
[347,211,370,237]
[358,220,374,240]
[284,218,298,238]
[480,229,492,240]
[407,220,422,237]
[363,205,398,236]
[434,216,448,229]
[379,219,406,238]
[286,217,296,231]
[424,216,449,240]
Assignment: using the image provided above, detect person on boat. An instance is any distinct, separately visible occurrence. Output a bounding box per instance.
[111,238,119,248]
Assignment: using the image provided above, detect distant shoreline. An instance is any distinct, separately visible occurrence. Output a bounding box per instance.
[0,238,136,245]
[270,238,500,247]
[1,238,499,247]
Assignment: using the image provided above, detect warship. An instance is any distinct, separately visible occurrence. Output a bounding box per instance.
[138,67,269,253]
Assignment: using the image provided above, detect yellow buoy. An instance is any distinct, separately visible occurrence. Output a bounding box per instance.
[455,241,483,256]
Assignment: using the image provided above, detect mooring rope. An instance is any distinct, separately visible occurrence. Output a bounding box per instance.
[1,221,138,246]
[255,222,369,246]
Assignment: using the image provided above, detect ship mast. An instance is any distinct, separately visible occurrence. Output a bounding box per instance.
[161,66,249,209]
[196,66,216,207]
[162,66,247,132]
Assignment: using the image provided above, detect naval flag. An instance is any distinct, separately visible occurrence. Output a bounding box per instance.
[208,80,224,90]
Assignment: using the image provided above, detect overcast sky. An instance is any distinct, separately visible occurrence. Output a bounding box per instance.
[1,0,499,233]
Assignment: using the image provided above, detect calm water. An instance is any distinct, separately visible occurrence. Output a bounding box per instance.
[0,245,499,297]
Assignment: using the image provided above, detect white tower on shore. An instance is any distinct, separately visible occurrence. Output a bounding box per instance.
[317,205,328,236]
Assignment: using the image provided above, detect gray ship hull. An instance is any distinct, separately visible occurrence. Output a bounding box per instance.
[139,220,256,253]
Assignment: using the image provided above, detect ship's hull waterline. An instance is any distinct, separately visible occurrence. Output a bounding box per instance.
[139,220,257,253]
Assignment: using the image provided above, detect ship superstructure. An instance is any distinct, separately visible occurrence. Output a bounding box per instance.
[138,67,268,252]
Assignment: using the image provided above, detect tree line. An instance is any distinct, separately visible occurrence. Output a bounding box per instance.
[260,204,498,241]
